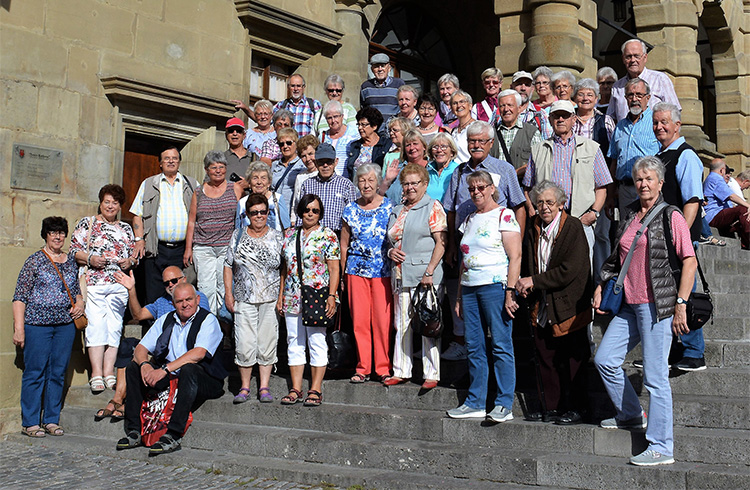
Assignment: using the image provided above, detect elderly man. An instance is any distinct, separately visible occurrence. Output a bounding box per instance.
[523,100,613,258]
[704,159,750,249]
[495,89,543,179]
[130,147,198,304]
[257,109,294,166]
[224,117,251,194]
[471,68,503,124]
[608,39,681,122]
[272,74,321,138]
[607,78,661,217]
[116,283,226,455]
[298,143,357,233]
[511,71,547,136]
[360,53,405,126]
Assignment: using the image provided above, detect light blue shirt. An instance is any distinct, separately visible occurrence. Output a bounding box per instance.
[657,136,704,203]
[608,107,660,181]
[427,159,460,201]
[145,292,210,320]
[139,308,222,367]
[703,171,732,223]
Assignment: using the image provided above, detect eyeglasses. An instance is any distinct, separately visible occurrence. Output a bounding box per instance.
[248,209,269,217]
[483,80,500,86]
[432,144,450,151]
[534,80,550,87]
[162,277,184,287]
[550,112,574,120]
[468,184,489,193]
[326,88,343,93]
[451,99,469,106]
[418,105,436,113]
[624,53,644,61]
[207,165,226,171]
[303,207,321,215]
[555,84,571,90]
[356,122,371,128]
[468,138,492,145]
[401,180,422,188]
[226,128,244,134]
[599,81,615,87]
[325,114,343,121]
[47,231,66,237]
[317,160,334,167]
[388,128,401,134]
[536,200,557,208]
[278,140,295,147]
[625,92,648,100]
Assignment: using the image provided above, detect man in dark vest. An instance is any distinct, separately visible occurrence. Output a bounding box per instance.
[116,283,226,455]
[653,102,707,372]
[493,89,542,181]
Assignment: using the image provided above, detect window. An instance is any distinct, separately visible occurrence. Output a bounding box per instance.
[250,55,292,103]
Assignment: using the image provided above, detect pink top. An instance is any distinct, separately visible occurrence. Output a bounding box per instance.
[619,210,694,304]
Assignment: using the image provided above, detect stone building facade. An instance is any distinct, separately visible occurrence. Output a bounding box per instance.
[1,0,748,431]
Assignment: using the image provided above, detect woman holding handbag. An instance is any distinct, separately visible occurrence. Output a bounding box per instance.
[593,156,696,466]
[13,217,85,437]
[277,194,340,407]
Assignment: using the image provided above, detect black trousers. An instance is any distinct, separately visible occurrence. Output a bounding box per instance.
[143,241,185,304]
[533,326,590,413]
[124,361,224,438]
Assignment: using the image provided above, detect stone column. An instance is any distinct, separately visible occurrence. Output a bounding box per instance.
[333,1,372,108]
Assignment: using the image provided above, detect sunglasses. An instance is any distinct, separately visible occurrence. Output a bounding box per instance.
[326,88,343,93]
[304,207,321,215]
[162,277,183,287]
[278,140,295,147]
[468,184,490,193]
[226,128,244,134]
[248,209,269,217]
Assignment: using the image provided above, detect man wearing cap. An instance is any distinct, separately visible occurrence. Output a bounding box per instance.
[495,89,543,179]
[224,118,251,194]
[523,100,613,257]
[273,74,321,138]
[131,147,198,304]
[298,143,357,233]
[511,70,550,138]
[360,54,405,128]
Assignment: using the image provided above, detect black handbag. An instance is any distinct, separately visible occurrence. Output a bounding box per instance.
[327,314,356,370]
[296,228,336,329]
[410,283,443,338]
[686,256,713,331]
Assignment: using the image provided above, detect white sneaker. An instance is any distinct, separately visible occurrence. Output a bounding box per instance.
[441,341,468,361]
[446,404,486,419]
[487,406,514,423]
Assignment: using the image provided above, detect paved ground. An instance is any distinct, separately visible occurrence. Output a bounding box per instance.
[0,439,337,490]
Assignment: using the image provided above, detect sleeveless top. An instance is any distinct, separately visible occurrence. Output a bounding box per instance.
[194,182,237,246]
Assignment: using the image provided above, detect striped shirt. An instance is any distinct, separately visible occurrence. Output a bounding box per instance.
[607,107,660,181]
[572,110,615,142]
[194,182,238,246]
[130,173,189,242]
[360,76,404,122]
[299,174,357,231]
[607,67,681,122]
[273,97,322,137]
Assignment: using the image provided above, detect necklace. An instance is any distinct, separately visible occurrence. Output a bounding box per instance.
[456,119,473,133]
[420,122,436,131]
[98,214,117,225]
[44,246,65,259]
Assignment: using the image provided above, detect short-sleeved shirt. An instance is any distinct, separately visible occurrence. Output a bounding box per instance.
[224,227,283,304]
[342,198,393,278]
[139,309,223,367]
[13,251,81,326]
[459,207,521,287]
[426,159,460,201]
[704,172,735,223]
[281,227,340,314]
[145,291,210,320]
[607,108,660,181]
[129,173,189,242]
[657,137,705,205]
[225,149,252,184]
[69,216,135,286]
[299,175,357,231]
[243,130,276,158]
[259,138,281,162]
[273,97,322,137]
[272,157,306,211]
[607,67,681,122]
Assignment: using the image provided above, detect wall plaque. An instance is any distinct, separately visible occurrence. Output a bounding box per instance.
[11,144,63,194]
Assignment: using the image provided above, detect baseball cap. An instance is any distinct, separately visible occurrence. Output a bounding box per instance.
[315,143,336,161]
[548,100,576,115]
[226,117,245,130]
[512,71,533,84]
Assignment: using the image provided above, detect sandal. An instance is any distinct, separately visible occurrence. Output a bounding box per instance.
[42,423,64,436]
[95,399,123,421]
[104,375,117,390]
[90,376,105,393]
[233,387,252,404]
[707,236,727,247]
[258,387,273,403]
[303,390,323,407]
[111,402,125,421]
[280,388,303,405]
[21,425,46,438]
[350,373,369,384]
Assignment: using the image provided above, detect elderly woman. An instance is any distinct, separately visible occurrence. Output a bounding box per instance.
[341,164,394,383]
[385,164,447,389]
[319,100,359,176]
[471,68,502,124]
[552,70,576,101]
[383,117,416,171]
[184,151,243,315]
[231,99,275,159]
[257,109,295,166]
[70,184,135,393]
[416,93,445,144]
[271,127,304,211]
[394,85,420,125]
[437,73,460,128]
[596,67,618,114]
[532,66,556,111]
[345,107,391,180]
[381,129,429,203]
[450,90,475,164]
[447,171,521,422]
[13,217,84,437]
[516,181,592,425]
[593,156,696,466]
[224,194,283,404]
[237,162,291,232]
[291,135,320,223]
[426,133,461,201]
[573,78,615,154]
[315,74,357,134]
[277,194,340,406]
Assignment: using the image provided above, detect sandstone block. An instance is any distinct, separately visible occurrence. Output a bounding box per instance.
[1,80,38,131]
[76,144,113,203]
[633,1,699,29]
[165,0,234,35]
[67,46,102,96]
[198,34,245,84]
[0,27,68,87]
[0,0,46,32]
[134,16,200,72]
[678,97,704,127]
[79,96,115,147]
[113,0,164,18]
[37,86,80,140]
[532,3,580,37]
[495,0,526,16]
[527,34,585,71]
[46,0,135,54]
[578,0,598,30]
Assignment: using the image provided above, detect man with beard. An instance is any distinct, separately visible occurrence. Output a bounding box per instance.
[607,78,661,217]
[512,71,550,139]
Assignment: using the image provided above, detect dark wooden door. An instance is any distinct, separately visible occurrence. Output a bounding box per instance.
[122,134,175,223]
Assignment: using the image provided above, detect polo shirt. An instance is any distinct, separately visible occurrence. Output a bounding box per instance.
[657,136,704,204]
[427,159,460,201]
[224,149,251,183]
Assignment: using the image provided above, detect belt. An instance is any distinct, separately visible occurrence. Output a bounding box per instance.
[158,240,186,248]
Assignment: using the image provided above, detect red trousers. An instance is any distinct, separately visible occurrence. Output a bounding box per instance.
[710,207,750,249]
[347,275,393,378]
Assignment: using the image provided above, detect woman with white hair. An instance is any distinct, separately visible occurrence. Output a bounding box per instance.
[315,74,357,135]
[596,67,618,114]
[449,90,475,163]
[437,73,460,128]
[319,100,359,176]
[532,66,556,111]
[552,70,576,101]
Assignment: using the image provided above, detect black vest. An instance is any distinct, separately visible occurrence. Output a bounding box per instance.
[153,308,228,381]
[658,142,702,241]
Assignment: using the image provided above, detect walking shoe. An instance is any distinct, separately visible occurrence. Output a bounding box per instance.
[486,406,513,423]
[446,404,486,419]
[148,433,181,456]
[441,341,468,361]
[600,410,647,430]
[673,356,706,372]
[629,449,674,466]
[555,410,583,425]
[632,359,643,368]
[116,431,142,450]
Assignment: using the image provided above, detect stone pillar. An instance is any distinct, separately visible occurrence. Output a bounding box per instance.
[332,1,372,108]
[494,1,530,86]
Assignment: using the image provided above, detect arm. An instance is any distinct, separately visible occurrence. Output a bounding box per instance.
[379,159,400,196]
[276,255,287,315]
[421,230,446,286]
[183,192,198,267]
[514,204,526,240]
[728,194,750,221]
[672,256,696,335]
[132,215,145,259]
[139,343,210,387]
[503,230,522,318]
[339,222,351,287]
[581,187,607,226]
[325,258,340,318]
[223,265,235,314]
[682,200,700,229]
[230,100,257,123]
[524,188,536,217]
[114,270,154,321]
[12,301,26,348]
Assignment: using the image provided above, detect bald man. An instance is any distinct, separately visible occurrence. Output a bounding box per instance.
[115,266,209,321]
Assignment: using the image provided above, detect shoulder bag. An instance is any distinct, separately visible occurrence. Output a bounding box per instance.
[296,227,337,328]
[43,250,88,330]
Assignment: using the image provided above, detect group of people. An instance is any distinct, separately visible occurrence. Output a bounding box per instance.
[12,40,749,466]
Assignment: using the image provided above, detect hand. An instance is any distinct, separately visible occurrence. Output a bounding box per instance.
[275,296,285,316]
[117,257,134,270]
[420,274,434,286]
[225,293,235,314]
[69,302,85,319]
[515,276,533,297]
[592,284,608,315]
[504,290,519,318]
[142,363,167,387]
[88,254,107,269]
[389,248,406,264]
[604,199,616,220]
[454,299,462,320]
[230,99,249,112]
[672,304,690,335]
[133,240,145,259]
[325,296,337,318]
[580,211,597,227]
[114,270,136,291]
[13,326,24,348]
[340,274,346,292]
[183,249,193,268]
[385,160,400,183]
[237,178,250,192]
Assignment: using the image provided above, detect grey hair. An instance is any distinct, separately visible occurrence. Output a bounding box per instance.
[533,66,553,81]
[245,161,272,182]
[624,77,651,95]
[737,170,750,182]
[354,163,383,186]
[653,102,681,123]
[451,90,473,107]
[466,170,500,201]
[621,39,648,55]
[551,70,576,87]
[273,109,294,125]
[498,89,522,107]
[387,116,416,133]
[323,100,343,117]
[529,180,567,207]
[288,73,306,86]
[481,68,503,81]
[399,130,428,162]
[397,84,419,98]
[573,78,600,99]
[254,99,273,112]
[428,133,458,159]
[708,159,725,172]
[203,150,227,170]
[596,67,617,82]
[438,73,460,89]
[632,155,665,182]
[324,74,345,91]
[467,120,495,140]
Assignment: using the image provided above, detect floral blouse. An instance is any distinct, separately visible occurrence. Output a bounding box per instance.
[459,206,520,287]
[13,251,81,326]
[69,216,135,286]
[342,198,392,278]
[281,226,340,314]
[225,227,283,304]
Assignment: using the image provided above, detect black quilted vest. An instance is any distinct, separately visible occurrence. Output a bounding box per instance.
[658,141,702,241]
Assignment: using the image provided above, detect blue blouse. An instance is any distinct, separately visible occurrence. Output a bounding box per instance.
[13,251,81,326]
[342,198,392,278]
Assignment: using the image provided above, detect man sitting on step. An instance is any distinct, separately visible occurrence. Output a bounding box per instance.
[116,283,227,456]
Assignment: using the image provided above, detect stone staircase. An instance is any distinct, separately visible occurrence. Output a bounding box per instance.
[12,237,750,489]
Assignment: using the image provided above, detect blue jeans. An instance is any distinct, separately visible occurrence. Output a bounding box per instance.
[594,303,673,456]
[21,323,76,427]
[462,283,515,410]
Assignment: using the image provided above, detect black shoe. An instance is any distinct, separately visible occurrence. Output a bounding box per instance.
[148,433,181,456]
[632,359,643,369]
[555,410,583,425]
[116,431,142,450]
[543,410,561,423]
[673,356,706,372]
[525,411,544,422]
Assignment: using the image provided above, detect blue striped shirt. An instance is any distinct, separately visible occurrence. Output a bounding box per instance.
[359,76,405,122]
[607,107,660,181]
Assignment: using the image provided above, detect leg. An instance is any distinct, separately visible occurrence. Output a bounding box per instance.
[234,301,258,389]
[558,327,591,414]
[710,207,750,248]
[391,285,413,379]
[167,364,224,437]
[213,246,229,315]
[256,301,279,395]
[123,361,150,434]
[85,285,110,378]
[103,285,128,378]
[347,275,374,376]
[593,213,611,285]
[421,286,443,381]
[20,324,54,428]
[371,277,393,378]
[479,283,515,410]
[193,245,218,314]
[534,323,561,411]
[41,323,76,425]
[285,313,306,393]
[460,286,489,410]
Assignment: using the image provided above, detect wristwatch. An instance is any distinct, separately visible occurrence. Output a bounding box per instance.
[161,364,171,375]
[424,271,433,277]
[676,297,687,305]
[589,208,600,219]
[134,237,143,242]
